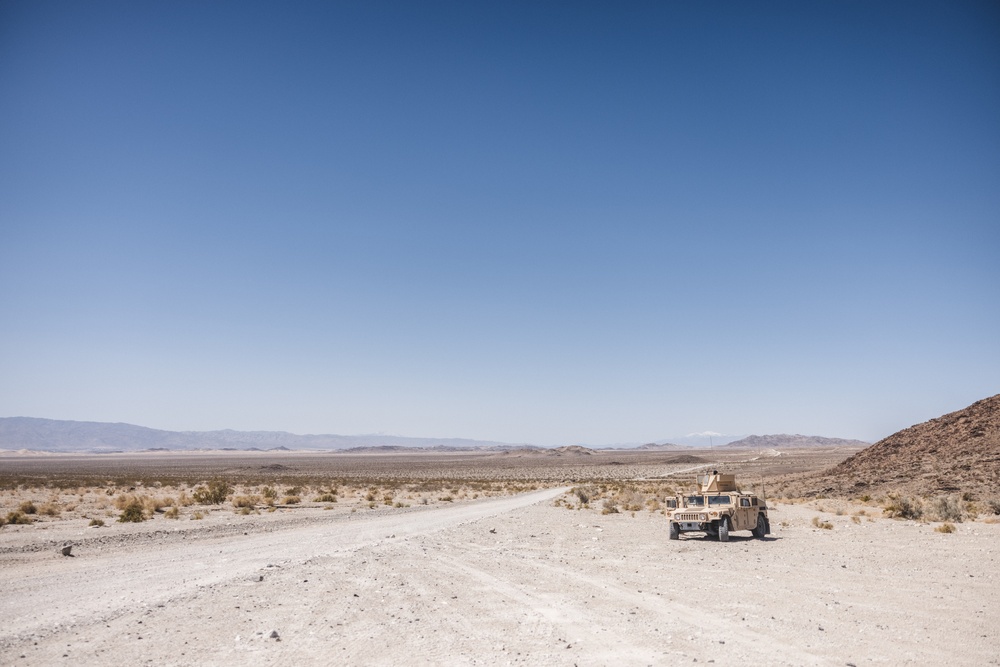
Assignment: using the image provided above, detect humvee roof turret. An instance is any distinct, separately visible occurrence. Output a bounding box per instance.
[667,471,770,542]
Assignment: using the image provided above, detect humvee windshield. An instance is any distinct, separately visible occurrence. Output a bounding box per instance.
[707,496,732,506]
[686,496,705,506]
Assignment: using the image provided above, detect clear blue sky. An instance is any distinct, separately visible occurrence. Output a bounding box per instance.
[2,1,998,446]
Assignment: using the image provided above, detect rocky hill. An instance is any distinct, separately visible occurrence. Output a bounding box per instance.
[725,434,869,449]
[820,394,1000,497]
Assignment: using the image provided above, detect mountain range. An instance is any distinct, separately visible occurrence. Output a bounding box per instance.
[0,417,526,453]
[0,417,872,454]
[723,434,870,449]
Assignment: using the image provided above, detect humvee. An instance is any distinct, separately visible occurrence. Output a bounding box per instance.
[667,472,770,542]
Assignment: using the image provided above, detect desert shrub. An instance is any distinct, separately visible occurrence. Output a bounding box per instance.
[573,486,592,505]
[262,486,278,501]
[925,495,964,523]
[191,511,204,520]
[811,516,833,530]
[984,498,1000,515]
[883,493,922,520]
[193,480,232,505]
[601,498,620,515]
[118,500,146,523]
[18,500,37,515]
[89,518,105,527]
[936,522,956,533]
[314,494,337,503]
[39,502,61,516]
[164,506,180,519]
[283,495,301,505]
[284,486,301,496]
[5,511,33,525]
[232,495,260,509]
[851,515,861,524]
[142,496,170,513]
[620,491,645,512]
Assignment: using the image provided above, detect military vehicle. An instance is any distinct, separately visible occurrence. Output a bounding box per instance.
[667,471,770,541]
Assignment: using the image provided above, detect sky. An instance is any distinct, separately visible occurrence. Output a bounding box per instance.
[1,1,998,446]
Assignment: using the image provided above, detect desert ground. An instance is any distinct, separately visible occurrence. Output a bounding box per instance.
[1,449,997,666]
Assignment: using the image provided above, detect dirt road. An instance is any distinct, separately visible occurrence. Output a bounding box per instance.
[2,489,996,666]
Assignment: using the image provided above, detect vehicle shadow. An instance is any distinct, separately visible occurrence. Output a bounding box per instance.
[682,534,781,543]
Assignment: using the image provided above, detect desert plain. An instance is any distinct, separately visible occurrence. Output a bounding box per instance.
[0,448,997,666]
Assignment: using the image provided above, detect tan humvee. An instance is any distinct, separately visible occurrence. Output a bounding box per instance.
[667,472,770,542]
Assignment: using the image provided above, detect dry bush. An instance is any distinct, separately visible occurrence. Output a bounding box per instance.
[164,506,180,519]
[18,500,37,515]
[193,480,232,505]
[811,516,833,529]
[39,502,61,517]
[925,495,964,523]
[984,498,1000,516]
[936,522,956,533]
[4,511,33,525]
[573,485,597,505]
[601,498,620,515]
[232,495,260,509]
[262,486,278,504]
[283,495,301,505]
[89,518,105,527]
[191,510,204,520]
[314,494,337,503]
[118,500,146,523]
[142,496,171,513]
[619,490,645,512]
[883,493,922,520]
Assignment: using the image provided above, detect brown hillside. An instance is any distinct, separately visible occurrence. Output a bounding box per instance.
[825,394,1000,497]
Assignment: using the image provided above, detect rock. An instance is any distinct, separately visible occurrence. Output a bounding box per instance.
[61,544,73,557]
[269,630,281,641]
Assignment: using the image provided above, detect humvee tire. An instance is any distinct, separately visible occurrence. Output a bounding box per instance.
[718,517,729,542]
[669,522,680,540]
[752,514,767,539]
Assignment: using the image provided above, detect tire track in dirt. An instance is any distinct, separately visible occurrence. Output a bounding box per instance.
[0,487,567,647]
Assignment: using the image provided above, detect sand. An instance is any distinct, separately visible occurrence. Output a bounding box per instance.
[1,487,997,666]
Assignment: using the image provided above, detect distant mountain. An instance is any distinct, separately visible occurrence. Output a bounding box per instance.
[632,442,687,451]
[0,417,529,453]
[496,445,596,458]
[823,394,1000,496]
[724,434,870,449]
[657,433,744,448]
